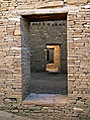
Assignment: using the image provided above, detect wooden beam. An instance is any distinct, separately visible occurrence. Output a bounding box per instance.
[23,13,67,22]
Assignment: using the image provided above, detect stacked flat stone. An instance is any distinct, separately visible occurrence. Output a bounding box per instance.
[0,0,90,120]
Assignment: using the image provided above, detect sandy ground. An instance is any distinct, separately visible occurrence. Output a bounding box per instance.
[0,110,33,120]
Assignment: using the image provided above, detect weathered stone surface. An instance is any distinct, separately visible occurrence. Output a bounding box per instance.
[73,107,83,112]
[67,0,87,5]
[14,28,21,36]
[37,1,64,9]
[0,110,33,120]
[0,0,90,120]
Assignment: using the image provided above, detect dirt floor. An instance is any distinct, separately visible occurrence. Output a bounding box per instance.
[0,110,34,120]
[30,72,68,95]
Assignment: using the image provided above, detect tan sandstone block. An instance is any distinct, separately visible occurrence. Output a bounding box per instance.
[14,27,21,36]
[67,0,87,5]
[37,1,64,9]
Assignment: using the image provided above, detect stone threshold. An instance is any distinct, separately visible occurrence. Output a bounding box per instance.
[23,93,68,106]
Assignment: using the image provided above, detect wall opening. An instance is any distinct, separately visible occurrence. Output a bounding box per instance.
[46,47,54,63]
[46,44,61,73]
[22,13,68,101]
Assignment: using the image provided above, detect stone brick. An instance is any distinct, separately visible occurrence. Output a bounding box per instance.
[37,1,64,8]
[14,28,21,36]
[67,0,87,5]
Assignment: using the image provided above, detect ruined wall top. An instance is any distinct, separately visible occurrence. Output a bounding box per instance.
[0,0,89,12]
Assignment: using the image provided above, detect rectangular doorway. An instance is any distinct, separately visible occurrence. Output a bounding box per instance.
[22,13,68,100]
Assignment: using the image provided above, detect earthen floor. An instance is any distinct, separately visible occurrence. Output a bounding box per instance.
[30,72,68,94]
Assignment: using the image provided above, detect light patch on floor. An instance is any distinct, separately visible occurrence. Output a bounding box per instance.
[23,93,68,105]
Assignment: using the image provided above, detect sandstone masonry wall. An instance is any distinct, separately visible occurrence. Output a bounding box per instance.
[30,20,67,73]
[0,0,90,120]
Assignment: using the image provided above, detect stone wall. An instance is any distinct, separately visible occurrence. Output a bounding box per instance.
[0,0,90,120]
[0,0,89,11]
[21,17,31,100]
[30,20,67,73]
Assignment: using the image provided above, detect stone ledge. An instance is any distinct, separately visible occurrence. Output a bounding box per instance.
[13,6,78,16]
[23,94,68,106]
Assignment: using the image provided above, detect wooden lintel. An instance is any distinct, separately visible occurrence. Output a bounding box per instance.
[22,13,67,22]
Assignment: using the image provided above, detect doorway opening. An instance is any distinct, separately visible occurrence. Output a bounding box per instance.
[22,13,68,101]
[45,43,61,73]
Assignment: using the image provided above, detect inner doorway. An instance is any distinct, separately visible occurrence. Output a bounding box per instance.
[46,43,61,73]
